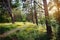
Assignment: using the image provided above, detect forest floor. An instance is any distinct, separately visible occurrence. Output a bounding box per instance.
[0,22,56,40]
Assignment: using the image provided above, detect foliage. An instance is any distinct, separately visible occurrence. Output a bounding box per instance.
[0,24,17,34]
[0,22,49,40]
[53,11,60,40]
[0,0,21,23]
[0,5,11,23]
[56,25,60,40]
[11,0,20,8]
[38,18,45,25]
[53,11,60,23]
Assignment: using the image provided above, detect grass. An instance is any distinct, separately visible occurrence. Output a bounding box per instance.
[0,22,56,40]
[0,22,46,33]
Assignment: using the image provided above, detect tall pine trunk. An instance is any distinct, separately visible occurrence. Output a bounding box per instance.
[7,0,15,23]
[2,0,15,23]
[43,0,52,40]
[31,0,34,23]
[34,0,38,25]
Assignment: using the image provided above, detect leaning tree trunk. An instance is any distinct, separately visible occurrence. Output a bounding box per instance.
[31,0,34,23]
[2,0,15,23]
[43,0,52,40]
[7,0,15,23]
[34,0,38,25]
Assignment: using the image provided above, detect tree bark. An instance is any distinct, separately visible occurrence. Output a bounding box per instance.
[31,0,34,23]
[43,0,52,40]
[34,0,38,25]
[2,0,15,23]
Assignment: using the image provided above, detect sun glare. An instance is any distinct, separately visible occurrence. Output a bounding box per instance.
[49,6,57,14]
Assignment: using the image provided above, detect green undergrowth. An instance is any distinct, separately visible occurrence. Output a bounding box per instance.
[0,22,56,40]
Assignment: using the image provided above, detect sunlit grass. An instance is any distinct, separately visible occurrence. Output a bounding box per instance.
[0,22,56,40]
[0,22,47,34]
[37,25,47,33]
[0,22,37,28]
[0,22,46,32]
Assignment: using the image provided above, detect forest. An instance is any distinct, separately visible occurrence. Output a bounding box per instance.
[0,0,60,40]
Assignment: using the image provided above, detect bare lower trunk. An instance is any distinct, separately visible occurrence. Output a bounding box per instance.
[43,0,52,39]
[45,20,52,39]
[7,0,15,23]
[31,0,35,23]
[8,9,15,23]
[34,0,38,25]
[2,0,15,23]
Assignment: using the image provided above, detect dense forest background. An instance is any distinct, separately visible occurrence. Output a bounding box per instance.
[0,0,60,40]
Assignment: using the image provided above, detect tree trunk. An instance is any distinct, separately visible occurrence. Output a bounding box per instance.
[34,0,38,25]
[43,0,52,40]
[2,0,15,23]
[31,0,34,23]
